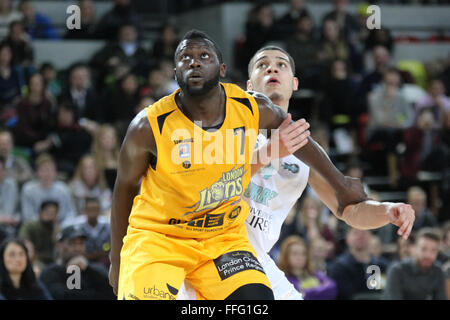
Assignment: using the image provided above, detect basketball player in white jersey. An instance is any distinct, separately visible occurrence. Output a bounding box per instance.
[177,45,415,300]
[243,45,416,300]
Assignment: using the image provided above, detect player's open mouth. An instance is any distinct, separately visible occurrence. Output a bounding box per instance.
[267,77,280,85]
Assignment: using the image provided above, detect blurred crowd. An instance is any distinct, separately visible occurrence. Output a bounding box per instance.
[0,0,449,300]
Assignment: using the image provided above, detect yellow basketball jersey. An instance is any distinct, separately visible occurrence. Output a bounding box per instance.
[129,83,260,238]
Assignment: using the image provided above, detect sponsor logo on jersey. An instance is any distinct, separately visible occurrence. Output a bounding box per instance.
[244,181,278,207]
[214,251,265,280]
[281,162,299,174]
[179,143,190,158]
[184,165,246,216]
[246,207,271,232]
[173,138,194,145]
[143,283,178,300]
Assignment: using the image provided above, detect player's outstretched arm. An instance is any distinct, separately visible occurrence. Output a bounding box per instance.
[308,168,415,240]
[254,92,368,214]
[109,109,156,295]
[251,113,310,176]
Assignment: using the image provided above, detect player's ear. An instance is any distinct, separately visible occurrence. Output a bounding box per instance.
[220,63,226,78]
[292,76,299,91]
[246,80,253,91]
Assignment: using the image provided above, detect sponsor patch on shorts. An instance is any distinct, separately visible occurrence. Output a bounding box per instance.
[214,250,265,280]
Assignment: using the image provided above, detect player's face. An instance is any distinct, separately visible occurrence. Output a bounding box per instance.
[175,39,225,96]
[247,50,298,110]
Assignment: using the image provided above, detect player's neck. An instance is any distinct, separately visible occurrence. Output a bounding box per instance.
[177,84,225,127]
[271,98,289,112]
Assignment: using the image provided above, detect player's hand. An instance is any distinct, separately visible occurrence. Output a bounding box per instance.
[109,263,120,296]
[269,113,310,160]
[386,203,415,240]
[336,176,368,216]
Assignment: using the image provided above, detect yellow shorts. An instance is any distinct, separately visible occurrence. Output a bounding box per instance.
[118,223,271,300]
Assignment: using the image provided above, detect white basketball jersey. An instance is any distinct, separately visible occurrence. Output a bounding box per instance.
[244,134,310,255]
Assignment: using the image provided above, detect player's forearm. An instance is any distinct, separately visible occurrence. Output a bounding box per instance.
[110,181,140,264]
[341,200,393,230]
[251,143,272,176]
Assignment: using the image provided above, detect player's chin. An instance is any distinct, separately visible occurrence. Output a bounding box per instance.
[186,84,207,96]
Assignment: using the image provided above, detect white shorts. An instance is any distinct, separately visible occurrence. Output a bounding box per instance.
[177,252,303,300]
[258,252,303,300]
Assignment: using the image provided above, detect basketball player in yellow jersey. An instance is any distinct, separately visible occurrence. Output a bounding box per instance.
[109,30,368,300]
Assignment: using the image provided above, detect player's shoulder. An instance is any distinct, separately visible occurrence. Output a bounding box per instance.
[220,82,257,101]
[246,90,277,114]
[246,90,272,105]
[125,109,155,150]
[145,91,178,117]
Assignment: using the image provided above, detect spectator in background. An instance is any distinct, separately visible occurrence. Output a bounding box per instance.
[20,153,77,226]
[310,237,334,273]
[65,0,98,40]
[71,197,110,268]
[367,68,414,186]
[69,154,111,215]
[286,14,320,90]
[0,238,52,300]
[140,67,173,102]
[322,0,360,42]
[318,59,357,154]
[279,196,336,256]
[441,222,450,262]
[395,236,414,262]
[275,0,311,39]
[91,23,148,83]
[0,42,23,116]
[18,200,59,266]
[0,130,33,185]
[400,108,448,180]
[39,225,115,300]
[278,235,337,300]
[95,0,141,41]
[407,186,438,231]
[13,72,55,152]
[385,228,447,300]
[327,227,388,300]
[151,23,180,63]
[159,59,179,93]
[0,155,19,241]
[415,79,450,128]
[134,94,154,115]
[105,72,140,139]
[241,2,278,74]
[0,0,22,39]
[368,234,391,268]
[60,63,102,130]
[35,102,92,178]
[91,124,119,191]
[18,0,59,40]
[317,19,349,70]
[1,20,33,66]
[39,62,61,101]
[365,28,394,54]
[357,45,392,114]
